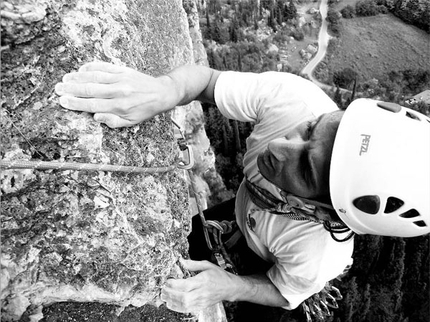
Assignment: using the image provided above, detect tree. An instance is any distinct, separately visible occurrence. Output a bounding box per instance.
[275,0,284,25]
[333,68,358,89]
[344,77,357,107]
[391,0,430,32]
[356,0,382,16]
[359,283,371,322]
[340,5,356,18]
[284,0,297,21]
[210,15,230,44]
[326,8,342,35]
[268,6,277,31]
[343,277,361,321]
[232,120,241,152]
[333,85,344,108]
[291,29,305,40]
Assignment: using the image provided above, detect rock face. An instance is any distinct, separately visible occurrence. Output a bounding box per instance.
[1,0,197,320]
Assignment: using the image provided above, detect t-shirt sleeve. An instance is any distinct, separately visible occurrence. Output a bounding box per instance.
[214,71,338,124]
[267,263,325,310]
[213,71,269,123]
[265,230,354,310]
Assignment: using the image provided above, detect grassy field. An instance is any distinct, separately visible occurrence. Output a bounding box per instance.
[322,13,430,82]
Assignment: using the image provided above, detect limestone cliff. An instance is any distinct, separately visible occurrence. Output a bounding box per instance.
[0,0,217,321]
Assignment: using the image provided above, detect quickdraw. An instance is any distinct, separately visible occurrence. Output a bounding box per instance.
[188,170,239,275]
[174,119,239,275]
[302,283,343,322]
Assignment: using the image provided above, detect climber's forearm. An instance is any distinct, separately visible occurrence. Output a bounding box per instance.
[231,273,289,307]
[161,65,220,107]
[162,260,288,313]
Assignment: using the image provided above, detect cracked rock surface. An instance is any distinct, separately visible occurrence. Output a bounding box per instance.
[1,0,195,321]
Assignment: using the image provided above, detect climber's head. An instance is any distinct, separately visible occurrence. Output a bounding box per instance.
[258,99,430,238]
[330,99,430,237]
[257,110,343,200]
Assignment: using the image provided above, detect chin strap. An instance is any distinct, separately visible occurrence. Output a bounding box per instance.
[245,179,345,228]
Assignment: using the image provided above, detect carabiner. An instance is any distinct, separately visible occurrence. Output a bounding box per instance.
[171,119,195,170]
[177,144,194,170]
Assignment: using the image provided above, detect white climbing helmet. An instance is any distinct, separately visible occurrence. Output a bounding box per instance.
[330,98,430,237]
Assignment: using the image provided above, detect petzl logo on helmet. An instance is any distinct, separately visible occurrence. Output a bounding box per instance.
[359,134,371,155]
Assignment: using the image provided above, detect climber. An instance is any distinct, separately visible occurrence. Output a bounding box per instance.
[55,62,430,315]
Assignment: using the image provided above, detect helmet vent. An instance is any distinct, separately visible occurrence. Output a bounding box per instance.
[353,195,380,214]
[384,197,404,213]
[399,208,420,219]
[405,111,421,121]
[413,220,427,227]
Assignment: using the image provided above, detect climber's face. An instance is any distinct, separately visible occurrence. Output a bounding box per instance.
[257,110,344,199]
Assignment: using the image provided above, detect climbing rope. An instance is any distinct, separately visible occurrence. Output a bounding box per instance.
[0,159,177,173]
[0,120,194,173]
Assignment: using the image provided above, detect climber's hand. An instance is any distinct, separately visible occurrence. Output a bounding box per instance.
[55,62,177,128]
[161,259,236,313]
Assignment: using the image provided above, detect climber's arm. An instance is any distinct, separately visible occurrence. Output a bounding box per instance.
[162,64,220,106]
[161,259,288,313]
[55,61,220,128]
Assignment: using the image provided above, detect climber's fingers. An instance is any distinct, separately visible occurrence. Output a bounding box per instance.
[62,71,119,84]
[55,82,130,99]
[57,95,128,114]
[78,61,128,73]
[93,113,135,128]
[181,259,218,272]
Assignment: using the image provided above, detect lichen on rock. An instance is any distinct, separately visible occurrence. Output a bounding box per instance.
[1,0,195,321]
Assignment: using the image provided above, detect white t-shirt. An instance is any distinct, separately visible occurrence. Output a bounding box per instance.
[214,71,354,310]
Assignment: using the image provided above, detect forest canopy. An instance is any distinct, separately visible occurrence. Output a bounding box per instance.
[199,1,429,322]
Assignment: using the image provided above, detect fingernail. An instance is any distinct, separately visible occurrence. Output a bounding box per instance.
[55,83,64,95]
[94,114,103,122]
[59,96,69,108]
[180,258,190,266]
[62,74,72,82]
